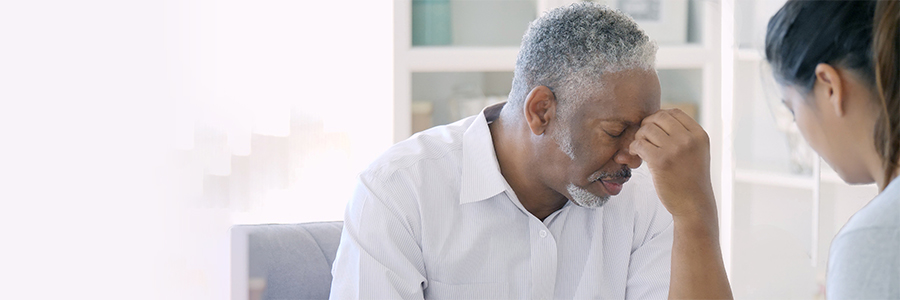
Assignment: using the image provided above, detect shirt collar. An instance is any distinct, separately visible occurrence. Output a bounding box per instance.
[459,102,509,204]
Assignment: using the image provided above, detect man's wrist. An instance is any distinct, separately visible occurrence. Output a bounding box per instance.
[671,200,719,239]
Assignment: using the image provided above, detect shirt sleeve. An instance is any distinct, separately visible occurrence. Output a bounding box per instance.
[826,227,900,300]
[329,175,427,300]
[625,194,674,300]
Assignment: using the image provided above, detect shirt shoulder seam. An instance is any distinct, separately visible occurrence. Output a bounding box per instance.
[367,143,464,180]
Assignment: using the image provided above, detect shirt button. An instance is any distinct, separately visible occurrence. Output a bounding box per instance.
[539,230,547,238]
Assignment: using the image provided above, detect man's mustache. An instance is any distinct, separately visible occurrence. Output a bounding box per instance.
[589,167,631,183]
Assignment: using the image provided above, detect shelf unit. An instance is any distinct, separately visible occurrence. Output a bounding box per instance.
[393,0,720,142]
[734,161,850,189]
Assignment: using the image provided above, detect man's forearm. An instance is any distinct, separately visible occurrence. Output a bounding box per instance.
[629,109,733,299]
[668,205,733,300]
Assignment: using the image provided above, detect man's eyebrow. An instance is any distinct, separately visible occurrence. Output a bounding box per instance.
[599,119,639,126]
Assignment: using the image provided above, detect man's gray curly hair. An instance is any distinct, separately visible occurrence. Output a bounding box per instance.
[508,2,657,158]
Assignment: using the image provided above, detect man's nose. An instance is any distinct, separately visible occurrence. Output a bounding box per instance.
[616,137,642,169]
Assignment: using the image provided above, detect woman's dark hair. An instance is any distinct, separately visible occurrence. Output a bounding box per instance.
[765,1,876,93]
[766,0,900,185]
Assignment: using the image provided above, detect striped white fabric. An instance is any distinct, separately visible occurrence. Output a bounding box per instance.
[330,103,673,300]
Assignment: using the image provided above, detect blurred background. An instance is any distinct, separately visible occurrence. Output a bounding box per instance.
[0,0,879,299]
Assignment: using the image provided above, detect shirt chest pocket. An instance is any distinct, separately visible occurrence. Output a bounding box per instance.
[424,280,510,299]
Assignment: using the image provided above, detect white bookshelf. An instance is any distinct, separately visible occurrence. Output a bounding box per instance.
[405,47,520,72]
[736,48,764,62]
[404,45,713,73]
[393,0,720,142]
[734,162,854,188]
[734,168,816,190]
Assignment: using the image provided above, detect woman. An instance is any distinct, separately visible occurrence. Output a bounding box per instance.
[765,0,900,298]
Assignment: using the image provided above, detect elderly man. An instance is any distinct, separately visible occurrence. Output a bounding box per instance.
[330,3,731,299]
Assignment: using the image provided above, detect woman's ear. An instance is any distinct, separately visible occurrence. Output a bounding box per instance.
[523,86,557,136]
[814,63,846,117]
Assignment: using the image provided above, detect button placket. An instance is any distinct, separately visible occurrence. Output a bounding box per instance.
[529,220,557,300]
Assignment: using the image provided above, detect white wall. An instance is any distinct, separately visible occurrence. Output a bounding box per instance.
[0,1,393,299]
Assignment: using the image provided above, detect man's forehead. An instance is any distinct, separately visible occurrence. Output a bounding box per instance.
[594,117,645,126]
[585,92,659,116]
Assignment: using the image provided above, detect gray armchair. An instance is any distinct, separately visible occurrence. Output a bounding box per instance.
[231,221,343,300]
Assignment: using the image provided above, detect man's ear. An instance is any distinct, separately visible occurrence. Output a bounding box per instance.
[814,63,846,117]
[523,86,557,136]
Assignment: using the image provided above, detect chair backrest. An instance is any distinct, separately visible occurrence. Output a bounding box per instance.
[231,221,343,300]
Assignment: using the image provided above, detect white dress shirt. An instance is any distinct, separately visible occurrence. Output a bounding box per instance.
[330,103,674,299]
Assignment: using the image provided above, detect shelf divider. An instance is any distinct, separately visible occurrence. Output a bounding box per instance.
[734,168,817,190]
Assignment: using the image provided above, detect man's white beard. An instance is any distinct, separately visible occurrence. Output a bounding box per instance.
[554,122,608,208]
[550,110,609,208]
[567,183,609,208]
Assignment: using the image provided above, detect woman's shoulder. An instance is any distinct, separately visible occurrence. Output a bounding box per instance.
[826,189,900,299]
[831,187,899,255]
[842,180,900,233]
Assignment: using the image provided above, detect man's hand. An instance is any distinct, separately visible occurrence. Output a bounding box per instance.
[629,108,715,220]
[629,108,733,300]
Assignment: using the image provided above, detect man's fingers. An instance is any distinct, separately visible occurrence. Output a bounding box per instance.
[666,108,710,145]
[666,108,704,133]
[629,138,661,160]
[647,109,690,135]
[634,108,708,165]
[635,122,670,148]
